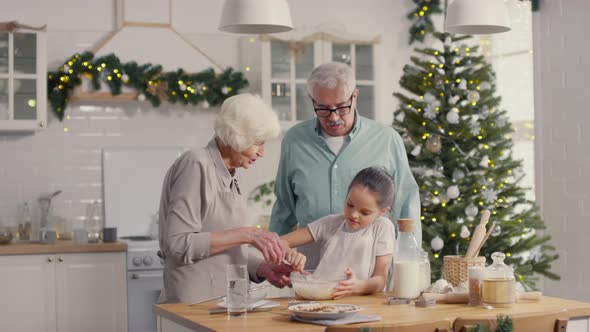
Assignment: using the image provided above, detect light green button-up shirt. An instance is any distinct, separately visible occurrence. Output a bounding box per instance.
[269,114,422,244]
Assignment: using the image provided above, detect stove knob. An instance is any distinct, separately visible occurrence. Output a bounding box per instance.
[132,257,143,266]
[143,256,153,266]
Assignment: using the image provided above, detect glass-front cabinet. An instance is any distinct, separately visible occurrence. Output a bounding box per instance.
[0,30,47,131]
[262,37,375,125]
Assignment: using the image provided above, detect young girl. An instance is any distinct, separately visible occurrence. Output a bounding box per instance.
[282,166,396,299]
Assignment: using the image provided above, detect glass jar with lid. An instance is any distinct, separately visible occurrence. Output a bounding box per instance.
[481,252,516,307]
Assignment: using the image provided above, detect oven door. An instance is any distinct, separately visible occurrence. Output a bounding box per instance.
[127,270,163,332]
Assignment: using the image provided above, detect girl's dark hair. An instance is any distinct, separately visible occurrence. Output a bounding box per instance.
[347,167,395,209]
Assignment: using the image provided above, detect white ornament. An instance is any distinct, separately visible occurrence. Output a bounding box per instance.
[121,74,129,82]
[458,80,467,90]
[201,100,210,109]
[452,169,465,181]
[467,91,480,103]
[395,112,406,122]
[432,196,441,205]
[446,185,460,199]
[431,236,444,251]
[424,92,436,103]
[436,68,445,76]
[221,86,230,95]
[470,123,481,136]
[481,188,498,203]
[448,95,460,105]
[491,224,502,237]
[479,155,490,168]
[456,217,465,224]
[480,82,492,90]
[480,105,490,118]
[465,204,478,218]
[460,225,470,239]
[446,108,460,124]
[137,94,146,101]
[424,106,437,119]
[411,145,422,157]
[179,84,187,91]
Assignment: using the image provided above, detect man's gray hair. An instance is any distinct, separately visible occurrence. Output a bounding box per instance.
[307,62,356,99]
[214,93,281,152]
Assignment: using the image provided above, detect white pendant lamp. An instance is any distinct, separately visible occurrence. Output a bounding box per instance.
[219,0,293,34]
[444,0,511,34]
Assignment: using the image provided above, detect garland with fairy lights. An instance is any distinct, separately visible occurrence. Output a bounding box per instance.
[47,52,248,121]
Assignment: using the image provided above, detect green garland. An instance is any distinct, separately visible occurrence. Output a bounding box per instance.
[47,52,249,121]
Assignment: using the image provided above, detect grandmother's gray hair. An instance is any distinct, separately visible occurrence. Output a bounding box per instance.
[214,93,281,152]
[307,62,356,99]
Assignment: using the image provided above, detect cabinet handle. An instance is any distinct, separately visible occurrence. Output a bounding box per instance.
[47,257,53,262]
[58,257,64,262]
[38,121,45,128]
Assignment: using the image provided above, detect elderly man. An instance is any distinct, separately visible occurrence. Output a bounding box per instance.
[269,62,421,270]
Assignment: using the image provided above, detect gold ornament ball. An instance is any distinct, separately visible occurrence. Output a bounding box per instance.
[426,135,442,153]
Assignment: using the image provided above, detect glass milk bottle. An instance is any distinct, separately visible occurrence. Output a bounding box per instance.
[393,219,423,299]
[481,252,516,307]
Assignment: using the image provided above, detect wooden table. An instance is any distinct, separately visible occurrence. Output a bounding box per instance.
[154,294,590,332]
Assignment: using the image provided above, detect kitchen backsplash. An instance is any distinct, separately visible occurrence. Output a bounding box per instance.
[0,102,283,229]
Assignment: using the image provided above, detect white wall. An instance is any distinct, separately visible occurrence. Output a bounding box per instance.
[533,0,590,301]
[0,0,412,230]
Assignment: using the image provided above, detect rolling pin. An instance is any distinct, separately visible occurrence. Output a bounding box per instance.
[465,210,491,258]
[422,291,542,303]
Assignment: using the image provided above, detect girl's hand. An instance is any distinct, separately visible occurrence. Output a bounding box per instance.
[285,249,306,272]
[332,268,361,299]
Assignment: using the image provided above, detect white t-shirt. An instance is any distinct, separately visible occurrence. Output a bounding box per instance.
[306,214,395,280]
[322,132,346,155]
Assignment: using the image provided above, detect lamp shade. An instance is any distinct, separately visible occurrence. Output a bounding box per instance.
[219,0,293,34]
[444,0,511,34]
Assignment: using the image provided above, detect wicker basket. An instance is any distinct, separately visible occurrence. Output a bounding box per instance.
[444,255,486,287]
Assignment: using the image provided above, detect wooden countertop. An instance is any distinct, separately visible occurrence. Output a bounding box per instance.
[0,240,127,255]
[154,294,590,332]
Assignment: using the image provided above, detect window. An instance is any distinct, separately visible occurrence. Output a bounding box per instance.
[262,37,376,123]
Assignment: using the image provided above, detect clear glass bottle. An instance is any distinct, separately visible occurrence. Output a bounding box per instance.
[18,202,33,241]
[419,251,431,292]
[481,252,516,307]
[393,219,423,299]
[86,201,102,243]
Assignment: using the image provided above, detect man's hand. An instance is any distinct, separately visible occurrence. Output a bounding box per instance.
[256,262,294,288]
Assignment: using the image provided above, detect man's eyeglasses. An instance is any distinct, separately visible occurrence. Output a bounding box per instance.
[311,93,354,117]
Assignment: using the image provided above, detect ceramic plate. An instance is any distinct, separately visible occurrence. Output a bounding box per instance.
[288,303,362,320]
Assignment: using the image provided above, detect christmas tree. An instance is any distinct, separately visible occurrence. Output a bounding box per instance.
[393,26,559,287]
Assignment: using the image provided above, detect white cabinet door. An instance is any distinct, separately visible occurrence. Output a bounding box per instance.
[0,254,56,332]
[0,31,47,131]
[55,252,127,332]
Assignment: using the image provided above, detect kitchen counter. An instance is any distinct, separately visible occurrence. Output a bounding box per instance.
[154,294,590,332]
[0,240,127,255]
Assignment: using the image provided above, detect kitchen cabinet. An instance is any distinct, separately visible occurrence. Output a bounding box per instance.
[0,252,127,332]
[0,30,47,131]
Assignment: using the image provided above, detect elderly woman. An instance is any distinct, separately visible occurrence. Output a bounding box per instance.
[158,94,291,304]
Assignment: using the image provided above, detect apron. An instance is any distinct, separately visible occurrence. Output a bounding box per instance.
[160,178,251,304]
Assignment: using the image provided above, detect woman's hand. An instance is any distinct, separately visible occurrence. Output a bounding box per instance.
[332,268,362,299]
[285,249,306,272]
[256,261,293,288]
[245,228,286,265]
